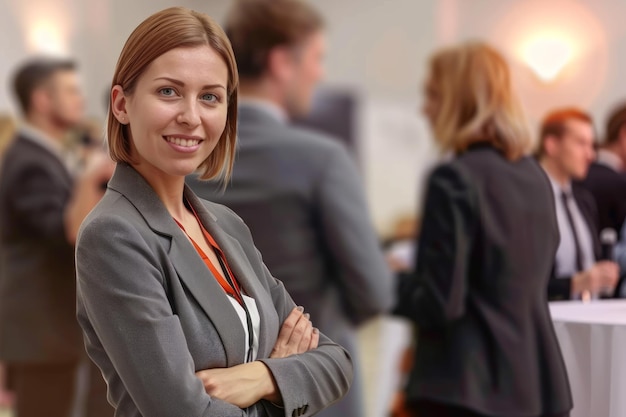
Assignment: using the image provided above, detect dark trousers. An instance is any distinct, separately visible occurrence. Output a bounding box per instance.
[9,359,112,417]
[410,400,570,417]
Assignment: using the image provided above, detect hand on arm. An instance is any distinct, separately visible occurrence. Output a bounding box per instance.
[196,306,320,407]
[196,362,278,408]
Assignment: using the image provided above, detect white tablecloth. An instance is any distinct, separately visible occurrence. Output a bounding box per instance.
[549,300,626,417]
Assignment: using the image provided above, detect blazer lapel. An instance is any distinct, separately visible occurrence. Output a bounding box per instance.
[108,163,247,366]
[184,188,277,358]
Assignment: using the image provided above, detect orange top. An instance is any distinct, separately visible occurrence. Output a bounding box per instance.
[174,214,244,306]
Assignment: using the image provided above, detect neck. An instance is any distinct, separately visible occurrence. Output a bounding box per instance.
[239,79,286,112]
[540,158,571,187]
[26,114,68,142]
[132,163,189,221]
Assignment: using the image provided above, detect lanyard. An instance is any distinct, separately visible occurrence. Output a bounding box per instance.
[175,217,244,306]
[173,204,255,362]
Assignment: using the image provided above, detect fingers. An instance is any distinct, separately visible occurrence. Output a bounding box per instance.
[295,314,313,353]
[308,327,320,351]
[274,306,304,345]
[270,306,318,358]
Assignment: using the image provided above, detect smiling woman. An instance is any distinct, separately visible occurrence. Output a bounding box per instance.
[75,7,352,417]
[111,45,229,181]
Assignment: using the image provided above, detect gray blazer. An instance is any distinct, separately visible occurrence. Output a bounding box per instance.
[0,134,81,363]
[76,163,353,417]
[187,105,394,417]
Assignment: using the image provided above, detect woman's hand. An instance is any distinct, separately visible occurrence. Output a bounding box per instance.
[196,361,280,408]
[196,307,319,408]
[270,306,319,359]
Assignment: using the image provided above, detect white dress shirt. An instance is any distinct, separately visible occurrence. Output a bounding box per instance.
[546,174,595,277]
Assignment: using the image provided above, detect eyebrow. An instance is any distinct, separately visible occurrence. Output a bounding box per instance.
[153,77,226,91]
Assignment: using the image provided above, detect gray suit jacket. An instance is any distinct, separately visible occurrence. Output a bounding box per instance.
[187,105,394,417]
[76,163,353,417]
[0,134,81,363]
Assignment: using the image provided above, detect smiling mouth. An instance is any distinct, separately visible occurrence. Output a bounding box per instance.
[164,136,203,147]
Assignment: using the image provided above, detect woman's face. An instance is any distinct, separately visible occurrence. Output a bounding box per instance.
[421,73,441,128]
[113,45,229,181]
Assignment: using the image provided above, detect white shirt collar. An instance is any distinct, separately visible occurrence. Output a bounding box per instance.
[239,98,288,124]
[544,169,572,195]
[596,148,623,171]
[19,123,65,161]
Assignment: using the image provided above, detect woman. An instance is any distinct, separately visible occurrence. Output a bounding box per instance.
[75,7,352,417]
[394,42,572,417]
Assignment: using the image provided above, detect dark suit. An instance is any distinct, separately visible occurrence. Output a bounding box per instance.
[0,132,111,417]
[77,163,353,417]
[395,145,572,417]
[579,161,626,238]
[187,104,394,417]
[547,184,602,300]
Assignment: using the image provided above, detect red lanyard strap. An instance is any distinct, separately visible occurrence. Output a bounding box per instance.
[174,217,244,306]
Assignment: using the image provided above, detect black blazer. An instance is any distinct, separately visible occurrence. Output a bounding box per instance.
[0,134,81,362]
[579,161,626,238]
[395,145,572,416]
[547,184,602,300]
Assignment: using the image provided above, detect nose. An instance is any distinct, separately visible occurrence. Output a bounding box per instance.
[176,99,201,127]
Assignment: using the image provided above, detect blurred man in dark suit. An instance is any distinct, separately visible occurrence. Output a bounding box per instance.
[187,1,394,416]
[579,103,626,239]
[0,58,114,417]
[537,108,619,301]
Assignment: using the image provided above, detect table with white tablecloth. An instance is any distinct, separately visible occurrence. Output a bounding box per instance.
[549,300,626,417]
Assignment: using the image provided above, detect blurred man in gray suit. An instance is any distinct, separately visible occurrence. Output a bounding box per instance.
[0,58,114,417]
[187,1,394,416]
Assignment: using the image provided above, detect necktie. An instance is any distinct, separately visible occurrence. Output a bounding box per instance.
[561,191,584,272]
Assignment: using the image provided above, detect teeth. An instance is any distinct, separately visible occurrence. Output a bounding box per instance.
[166,137,201,147]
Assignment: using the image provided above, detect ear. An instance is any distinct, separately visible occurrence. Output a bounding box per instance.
[30,88,50,115]
[110,85,129,124]
[267,46,295,83]
[543,134,559,157]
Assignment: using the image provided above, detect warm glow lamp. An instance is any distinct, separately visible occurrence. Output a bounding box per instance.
[28,19,68,55]
[522,36,572,82]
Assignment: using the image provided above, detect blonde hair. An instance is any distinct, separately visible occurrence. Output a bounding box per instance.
[107,7,239,180]
[0,114,16,158]
[427,42,530,161]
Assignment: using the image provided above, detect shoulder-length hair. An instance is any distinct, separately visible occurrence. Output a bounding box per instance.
[107,7,239,180]
[428,42,531,161]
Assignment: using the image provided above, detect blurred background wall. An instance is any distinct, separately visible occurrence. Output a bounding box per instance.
[3,0,625,235]
[3,2,626,416]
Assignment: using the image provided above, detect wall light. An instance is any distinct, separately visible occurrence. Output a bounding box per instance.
[522,35,573,82]
[28,19,68,56]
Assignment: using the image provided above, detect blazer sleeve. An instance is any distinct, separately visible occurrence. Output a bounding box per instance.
[315,144,395,325]
[76,214,246,417]
[394,164,477,328]
[254,247,354,417]
[10,162,69,244]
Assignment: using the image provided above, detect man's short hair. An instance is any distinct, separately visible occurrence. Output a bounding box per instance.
[12,57,76,114]
[537,107,594,157]
[224,0,324,80]
[604,102,626,145]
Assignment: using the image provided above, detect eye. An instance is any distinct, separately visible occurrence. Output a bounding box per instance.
[159,87,177,97]
[201,93,219,103]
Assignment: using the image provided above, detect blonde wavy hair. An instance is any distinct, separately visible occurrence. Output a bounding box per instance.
[427,42,531,161]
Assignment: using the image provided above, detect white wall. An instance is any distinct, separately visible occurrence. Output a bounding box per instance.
[2,0,626,232]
